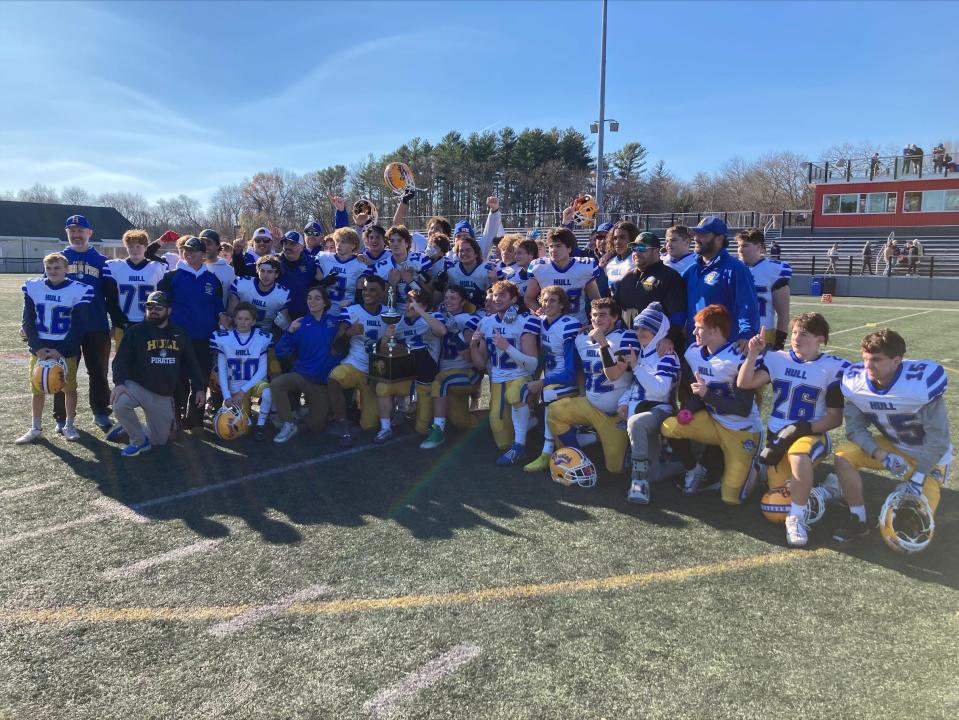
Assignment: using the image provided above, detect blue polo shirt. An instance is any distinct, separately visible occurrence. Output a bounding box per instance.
[682,249,759,342]
[157,263,223,340]
[279,253,319,318]
[274,311,342,383]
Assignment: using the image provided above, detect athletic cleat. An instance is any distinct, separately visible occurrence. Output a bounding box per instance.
[523,453,551,472]
[273,422,299,444]
[419,424,445,449]
[55,422,65,435]
[62,425,80,442]
[682,464,718,495]
[785,514,809,547]
[254,427,266,441]
[627,479,650,504]
[832,514,870,543]
[120,439,151,457]
[15,428,43,445]
[373,427,393,444]
[496,443,525,466]
[93,414,115,431]
[105,424,127,443]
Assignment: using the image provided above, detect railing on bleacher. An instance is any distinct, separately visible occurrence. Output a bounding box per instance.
[806,152,956,184]
[778,253,959,278]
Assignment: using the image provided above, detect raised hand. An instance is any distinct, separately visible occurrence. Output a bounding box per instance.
[487,196,500,213]
[747,326,766,355]
[690,372,708,398]
[329,194,346,212]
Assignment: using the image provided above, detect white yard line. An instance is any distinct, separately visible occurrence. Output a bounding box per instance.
[208,584,331,638]
[0,480,61,500]
[830,310,933,337]
[363,644,484,718]
[101,539,223,580]
[92,497,151,523]
[794,301,959,312]
[0,436,411,546]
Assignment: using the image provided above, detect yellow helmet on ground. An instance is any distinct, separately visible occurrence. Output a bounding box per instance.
[32,357,68,394]
[549,447,597,488]
[879,490,934,554]
[213,405,249,441]
[760,486,791,523]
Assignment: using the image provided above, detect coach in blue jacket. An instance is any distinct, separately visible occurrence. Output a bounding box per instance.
[683,216,759,350]
[157,235,225,430]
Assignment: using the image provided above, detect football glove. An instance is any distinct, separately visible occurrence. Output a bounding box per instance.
[758,420,812,466]
[882,452,910,478]
[896,472,925,496]
[401,188,416,205]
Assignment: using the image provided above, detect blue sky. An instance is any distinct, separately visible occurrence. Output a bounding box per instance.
[2,0,956,204]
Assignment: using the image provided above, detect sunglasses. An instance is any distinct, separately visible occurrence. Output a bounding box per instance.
[305,231,321,237]
[628,244,653,252]
[254,238,272,243]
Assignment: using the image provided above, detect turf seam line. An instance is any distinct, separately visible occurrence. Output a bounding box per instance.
[0,549,831,624]
[100,539,224,580]
[0,513,112,547]
[208,584,331,638]
[829,310,933,337]
[0,480,61,500]
[792,301,959,312]
[363,643,483,718]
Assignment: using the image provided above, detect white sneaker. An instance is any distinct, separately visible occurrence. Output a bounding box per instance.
[62,425,80,442]
[55,422,65,435]
[273,422,299,444]
[682,464,717,495]
[627,479,650,504]
[373,427,393,444]
[15,428,43,445]
[785,514,809,547]
[820,472,843,501]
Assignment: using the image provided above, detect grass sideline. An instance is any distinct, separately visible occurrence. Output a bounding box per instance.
[0,275,957,719]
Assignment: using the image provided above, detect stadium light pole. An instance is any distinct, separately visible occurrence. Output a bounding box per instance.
[595,0,608,223]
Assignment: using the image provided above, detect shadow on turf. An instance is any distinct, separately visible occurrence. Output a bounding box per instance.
[40,420,959,590]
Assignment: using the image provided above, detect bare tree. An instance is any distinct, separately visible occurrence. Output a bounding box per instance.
[60,185,92,205]
[17,183,60,204]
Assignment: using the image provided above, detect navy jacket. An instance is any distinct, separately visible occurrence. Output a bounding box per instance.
[157,264,224,340]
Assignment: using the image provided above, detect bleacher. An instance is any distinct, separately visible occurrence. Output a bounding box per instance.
[774,234,959,276]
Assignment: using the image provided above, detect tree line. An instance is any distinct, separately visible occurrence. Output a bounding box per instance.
[7,130,939,241]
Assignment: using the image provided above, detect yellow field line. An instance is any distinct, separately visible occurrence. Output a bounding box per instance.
[0,548,830,625]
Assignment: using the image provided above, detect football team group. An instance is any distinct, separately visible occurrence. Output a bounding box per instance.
[17,192,951,554]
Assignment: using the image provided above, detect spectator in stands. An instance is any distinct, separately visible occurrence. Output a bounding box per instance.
[826,242,840,275]
[860,240,874,275]
[933,143,946,173]
[662,225,697,275]
[915,145,925,174]
[870,153,882,177]
[768,239,781,260]
[881,238,895,276]
[907,239,921,276]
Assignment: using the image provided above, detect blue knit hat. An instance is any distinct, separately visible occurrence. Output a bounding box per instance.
[453,220,475,238]
[634,302,666,335]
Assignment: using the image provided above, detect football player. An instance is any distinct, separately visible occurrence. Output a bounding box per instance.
[831,329,951,544]
[211,302,274,440]
[600,221,638,294]
[546,298,639,475]
[420,286,482,449]
[106,229,166,342]
[359,224,391,266]
[524,227,602,324]
[737,313,848,546]
[522,286,582,472]
[500,239,539,311]
[315,227,367,311]
[617,302,681,503]
[436,236,502,311]
[374,226,434,313]
[328,274,390,446]
[497,235,518,274]
[470,280,540,465]
[17,252,93,444]
[227,256,291,334]
[661,225,697,275]
[374,289,448,443]
[661,304,763,504]
[736,228,792,349]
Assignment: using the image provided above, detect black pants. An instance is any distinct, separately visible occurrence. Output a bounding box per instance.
[54,330,112,423]
[176,338,213,428]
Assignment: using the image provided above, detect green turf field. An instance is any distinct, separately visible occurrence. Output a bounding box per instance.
[1,275,957,719]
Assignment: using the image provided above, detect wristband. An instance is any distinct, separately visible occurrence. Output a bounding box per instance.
[600,346,615,369]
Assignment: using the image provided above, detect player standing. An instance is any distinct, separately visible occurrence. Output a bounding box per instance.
[736,229,792,349]
[524,228,602,324]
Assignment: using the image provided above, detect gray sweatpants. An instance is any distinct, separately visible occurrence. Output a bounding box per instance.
[626,405,673,481]
[114,380,175,446]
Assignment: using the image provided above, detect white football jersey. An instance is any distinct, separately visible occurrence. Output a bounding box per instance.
[529,257,601,323]
[627,348,681,406]
[393,313,445,361]
[746,258,792,329]
[22,278,94,342]
[230,277,291,331]
[210,328,272,392]
[162,251,181,271]
[373,251,434,311]
[316,252,367,307]
[604,254,635,294]
[106,258,166,322]
[761,350,848,433]
[340,304,388,373]
[476,311,540,383]
[685,341,762,432]
[842,360,951,460]
[539,314,582,384]
[443,259,501,304]
[438,311,479,371]
[662,252,697,275]
[502,265,534,301]
[576,328,640,414]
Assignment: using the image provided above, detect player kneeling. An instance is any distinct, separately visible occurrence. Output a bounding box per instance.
[737,313,847,546]
[546,298,638,478]
[211,303,273,440]
[661,305,762,505]
[831,329,951,553]
[617,303,681,504]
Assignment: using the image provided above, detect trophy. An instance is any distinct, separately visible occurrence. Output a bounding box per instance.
[369,287,414,383]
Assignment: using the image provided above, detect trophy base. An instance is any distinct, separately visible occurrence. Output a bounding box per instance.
[369,348,415,384]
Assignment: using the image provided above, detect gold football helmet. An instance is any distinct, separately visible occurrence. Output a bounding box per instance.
[572,195,598,227]
[549,447,597,488]
[760,486,791,523]
[213,405,250,441]
[32,357,68,394]
[879,490,934,554]
[352,198,378,226]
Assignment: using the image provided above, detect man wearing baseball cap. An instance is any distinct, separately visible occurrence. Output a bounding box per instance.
[303,221,325,257]
[199,228,234,306]
[55,214,129,433]
[684,216,759,351]
[157,236,226,430]
[613,231,687,354]
[278,230,323,319]
[232,226,275,277]
[110,291,207,456]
